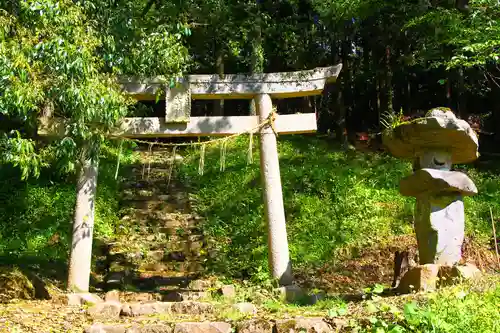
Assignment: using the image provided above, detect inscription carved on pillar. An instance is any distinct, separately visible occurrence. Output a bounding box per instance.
[166,81,191,123]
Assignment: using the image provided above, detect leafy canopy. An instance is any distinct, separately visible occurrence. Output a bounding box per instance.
[0,0,189,178]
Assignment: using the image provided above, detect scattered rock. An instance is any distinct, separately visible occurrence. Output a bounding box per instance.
[276,318,333,333]
[171,301,214,315]
[84,324,127,333]
[453,263,482,280]
[67,293,103,306]
[397,264,440,294]
[127,324,173,333]
[173,322,232,333]
[147,250,165,261]
[236,320,273,333]
[123,302,172,317]
[219,285,236,299]
[232,302,257,315]
[87,301,122,321]
[189,279,212,291]
[163,291,184,302]
[276,285,305,303]
[105,290,121,303]
[307,291,326,305]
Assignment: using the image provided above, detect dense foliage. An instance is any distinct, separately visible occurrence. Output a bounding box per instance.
[2,0,500,177]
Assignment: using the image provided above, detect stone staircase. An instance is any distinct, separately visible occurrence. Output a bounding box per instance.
[94,145,209,298]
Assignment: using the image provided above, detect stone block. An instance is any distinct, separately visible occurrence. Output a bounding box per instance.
[87,301,122,321]
[188,279,212,291]
[122,302,172,317]
[105,290,121,303]
[170,301,215,315]
[453,263,482,280]
[84,324,127,333]
[173,322,232,333]
[232,302,257,315]
[67,293,103,306]
[126,324,173,333]
[219,285,236,299]
[275,318,332,333]
[397,264,440,294]
[276,285,305,303]
[236,320,274,333]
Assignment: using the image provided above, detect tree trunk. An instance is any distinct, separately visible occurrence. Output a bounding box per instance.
[67,145,99,292]
[249,17,264,116]
[213,49,225,116]
[383,45,394,115]
[338,35,352,146]
[456,68,466,118]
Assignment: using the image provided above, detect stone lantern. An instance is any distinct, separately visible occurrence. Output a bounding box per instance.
[383,109,481,292]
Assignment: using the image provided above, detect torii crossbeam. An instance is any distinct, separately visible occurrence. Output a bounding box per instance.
[38,64,342,292]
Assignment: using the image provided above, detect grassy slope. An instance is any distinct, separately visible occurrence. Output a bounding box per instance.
[0,143,136,271]
[177,136,500,281]
[0,136,499,332]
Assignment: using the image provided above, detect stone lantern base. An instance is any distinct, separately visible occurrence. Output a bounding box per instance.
[396,263,481,294]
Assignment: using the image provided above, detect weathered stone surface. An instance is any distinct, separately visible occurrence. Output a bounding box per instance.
[414,196,465,265]
[275,318,333,333]
[276,285,305,303]
[85,324,173,333]
[126,324,173,333]
[121,302,172,317]
[397,264,440,294]
[173,322,232,333]
[105,290,121,303]
[453,263,482,280]
[382,109,479,164]
[188,279,212,291]
[87,301,122,320]
[400,169,477,198]
[232,302,258,315]
[84,323,127,333]
[170,301,214,315]
[236,320,273,333]
[219,285,236,298]
[418,151,452,170]
[67,293,103,306]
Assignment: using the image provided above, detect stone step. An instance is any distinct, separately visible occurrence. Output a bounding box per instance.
[121,200,190,213]
[139,261,204,274]
[85,317,344,333]
[119,211,203,225]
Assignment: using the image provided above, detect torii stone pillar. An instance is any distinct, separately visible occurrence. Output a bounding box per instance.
[67,149,99,292]
[256,94,292,285]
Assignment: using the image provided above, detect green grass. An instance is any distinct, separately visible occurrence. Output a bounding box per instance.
[177,136,500,281]
[0,135,498,283]
[358,276,500,332]
[0,141,139,270]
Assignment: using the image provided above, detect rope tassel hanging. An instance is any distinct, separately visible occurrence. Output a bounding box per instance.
[220,139,228,172]
[114,139,123,180]
[167,145,178,187]
[247,132,254,165]
[198,143,206,176]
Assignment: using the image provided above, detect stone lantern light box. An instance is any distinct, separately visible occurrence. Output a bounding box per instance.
[383,109,481,293]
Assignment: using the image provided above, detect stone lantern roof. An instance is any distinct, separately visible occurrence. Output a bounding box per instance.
[382,109,479,164]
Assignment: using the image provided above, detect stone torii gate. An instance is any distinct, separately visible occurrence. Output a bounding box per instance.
[39,65,342,292]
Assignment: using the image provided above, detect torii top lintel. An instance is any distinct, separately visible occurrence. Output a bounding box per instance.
[119,65,343,101]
